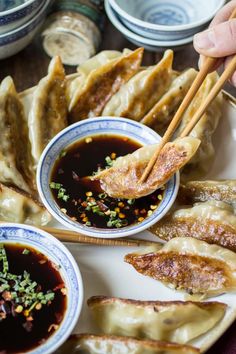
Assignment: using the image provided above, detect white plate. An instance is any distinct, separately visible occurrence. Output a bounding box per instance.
[51,92,236,353]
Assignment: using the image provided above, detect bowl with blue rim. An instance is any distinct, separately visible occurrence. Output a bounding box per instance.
[37,117,179,239]
[0,0,51,59]
[108,0,226,41]
[0,0,47,35]
[0,222,83,353]
[105,0,193,52]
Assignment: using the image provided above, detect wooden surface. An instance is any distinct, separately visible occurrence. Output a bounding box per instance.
[0,15,236,354]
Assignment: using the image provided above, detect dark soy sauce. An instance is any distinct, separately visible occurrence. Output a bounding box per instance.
[51,135,164,229]
[0,244,67,353]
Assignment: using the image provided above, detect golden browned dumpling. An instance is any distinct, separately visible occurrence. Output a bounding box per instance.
[125,237,236,298]
[93,137,200,199]
[0,76,34,193]
[28,56,68,166]
[69,48,144,122]
[178,180,236,206]
[150,201,236,252]
[56,334,200,354]
[102,50,173,121]
[88,296,226,344]
[141,68,197,134]
[0,183,51,225]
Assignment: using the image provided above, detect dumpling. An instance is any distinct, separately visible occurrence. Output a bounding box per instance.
[125,237,236,298]
[28,56,68,166]
[150,201,236,252]
[174,72,223,180]
[178,180,236,207]
[87,296,226,344]
[102,50,173,121]
[0,76,34,193]
[69,48,144,122]
[0,183,51,225]
[56,334,200,354]
[141,69,197,135]
[67,50,128,106]
[93,137,200,199]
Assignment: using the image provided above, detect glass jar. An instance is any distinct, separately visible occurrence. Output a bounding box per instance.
[42,0,104,66]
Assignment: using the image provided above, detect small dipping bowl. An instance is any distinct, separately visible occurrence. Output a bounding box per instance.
[109,0,226,40]
[37,117,179,238]
[0,223,83,354]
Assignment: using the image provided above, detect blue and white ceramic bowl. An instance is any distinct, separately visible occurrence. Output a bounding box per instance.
[0,223,83,354]
[37,117,179,238]
[109,0,226,41]
[0,0,45,34]
[105,0,193,52]
[0,0,50,59]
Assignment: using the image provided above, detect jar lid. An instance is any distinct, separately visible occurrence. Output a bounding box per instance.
[42,28,97,66]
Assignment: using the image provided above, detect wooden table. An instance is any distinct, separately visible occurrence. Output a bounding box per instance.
[0,16,236,354]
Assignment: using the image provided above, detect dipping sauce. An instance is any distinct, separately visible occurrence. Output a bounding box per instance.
[0,244,67,353]
[50,135,165,229]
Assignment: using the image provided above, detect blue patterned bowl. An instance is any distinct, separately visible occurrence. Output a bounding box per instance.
[0,223,83,354]
[0,0,45,34]
[105,0,193,52]
[0,0,50,59]
[109,0,225,41]
[37,117,179,238]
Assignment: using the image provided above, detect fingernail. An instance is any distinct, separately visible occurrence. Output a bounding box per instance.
[194,30,215,50]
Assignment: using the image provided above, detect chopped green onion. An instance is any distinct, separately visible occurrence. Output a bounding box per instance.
[22,249,30,255]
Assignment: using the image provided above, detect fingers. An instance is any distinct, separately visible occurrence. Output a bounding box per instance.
[193,19,236,57]
[210,0,236,27]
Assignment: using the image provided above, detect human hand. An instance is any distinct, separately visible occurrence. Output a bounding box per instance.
[193,0,236,86]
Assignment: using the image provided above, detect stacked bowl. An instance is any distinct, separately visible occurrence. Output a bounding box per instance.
[0,0,52,59]
[105,0,226,51]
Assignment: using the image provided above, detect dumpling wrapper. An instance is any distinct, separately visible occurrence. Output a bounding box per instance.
[88,296,226,344]
[56,334,200,354]
[102,50,173,121]
[174,72,223,180]
[28,56,68,166]
[178,180,236,207]
[150,201,236,252]
[69,47,144,122]
[92,137,200,199]
[0,183,51,226]
[141,69,197,134]
[125,236,236,298]
[67,50,128,106]
[0,76,34,193]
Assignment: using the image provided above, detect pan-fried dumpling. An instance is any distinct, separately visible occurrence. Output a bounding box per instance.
[174,72,222,180]
[67,50,128,106]
[102,50,173,121]
[28,56,68,166]
[178,180,236,207]
[0,183,51,225]
[150,201,236,252]
[93,137,200,199]
[69,48,144,122]
[125,237,236,298]
[87,296,226,344]
[141,69,197,134]
[56,334,200,354]
[0,76,34,193]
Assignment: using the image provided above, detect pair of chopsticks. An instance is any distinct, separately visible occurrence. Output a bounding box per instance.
[0,222,160,247]
[140,8,236,183]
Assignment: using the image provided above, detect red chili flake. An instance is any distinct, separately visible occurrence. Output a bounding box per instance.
[53,283,65,291]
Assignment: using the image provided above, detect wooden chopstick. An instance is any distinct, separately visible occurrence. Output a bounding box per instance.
[34,225,162,247]
[139,8,236,183]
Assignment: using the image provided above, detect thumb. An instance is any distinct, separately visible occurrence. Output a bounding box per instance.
[194,19,236,57]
